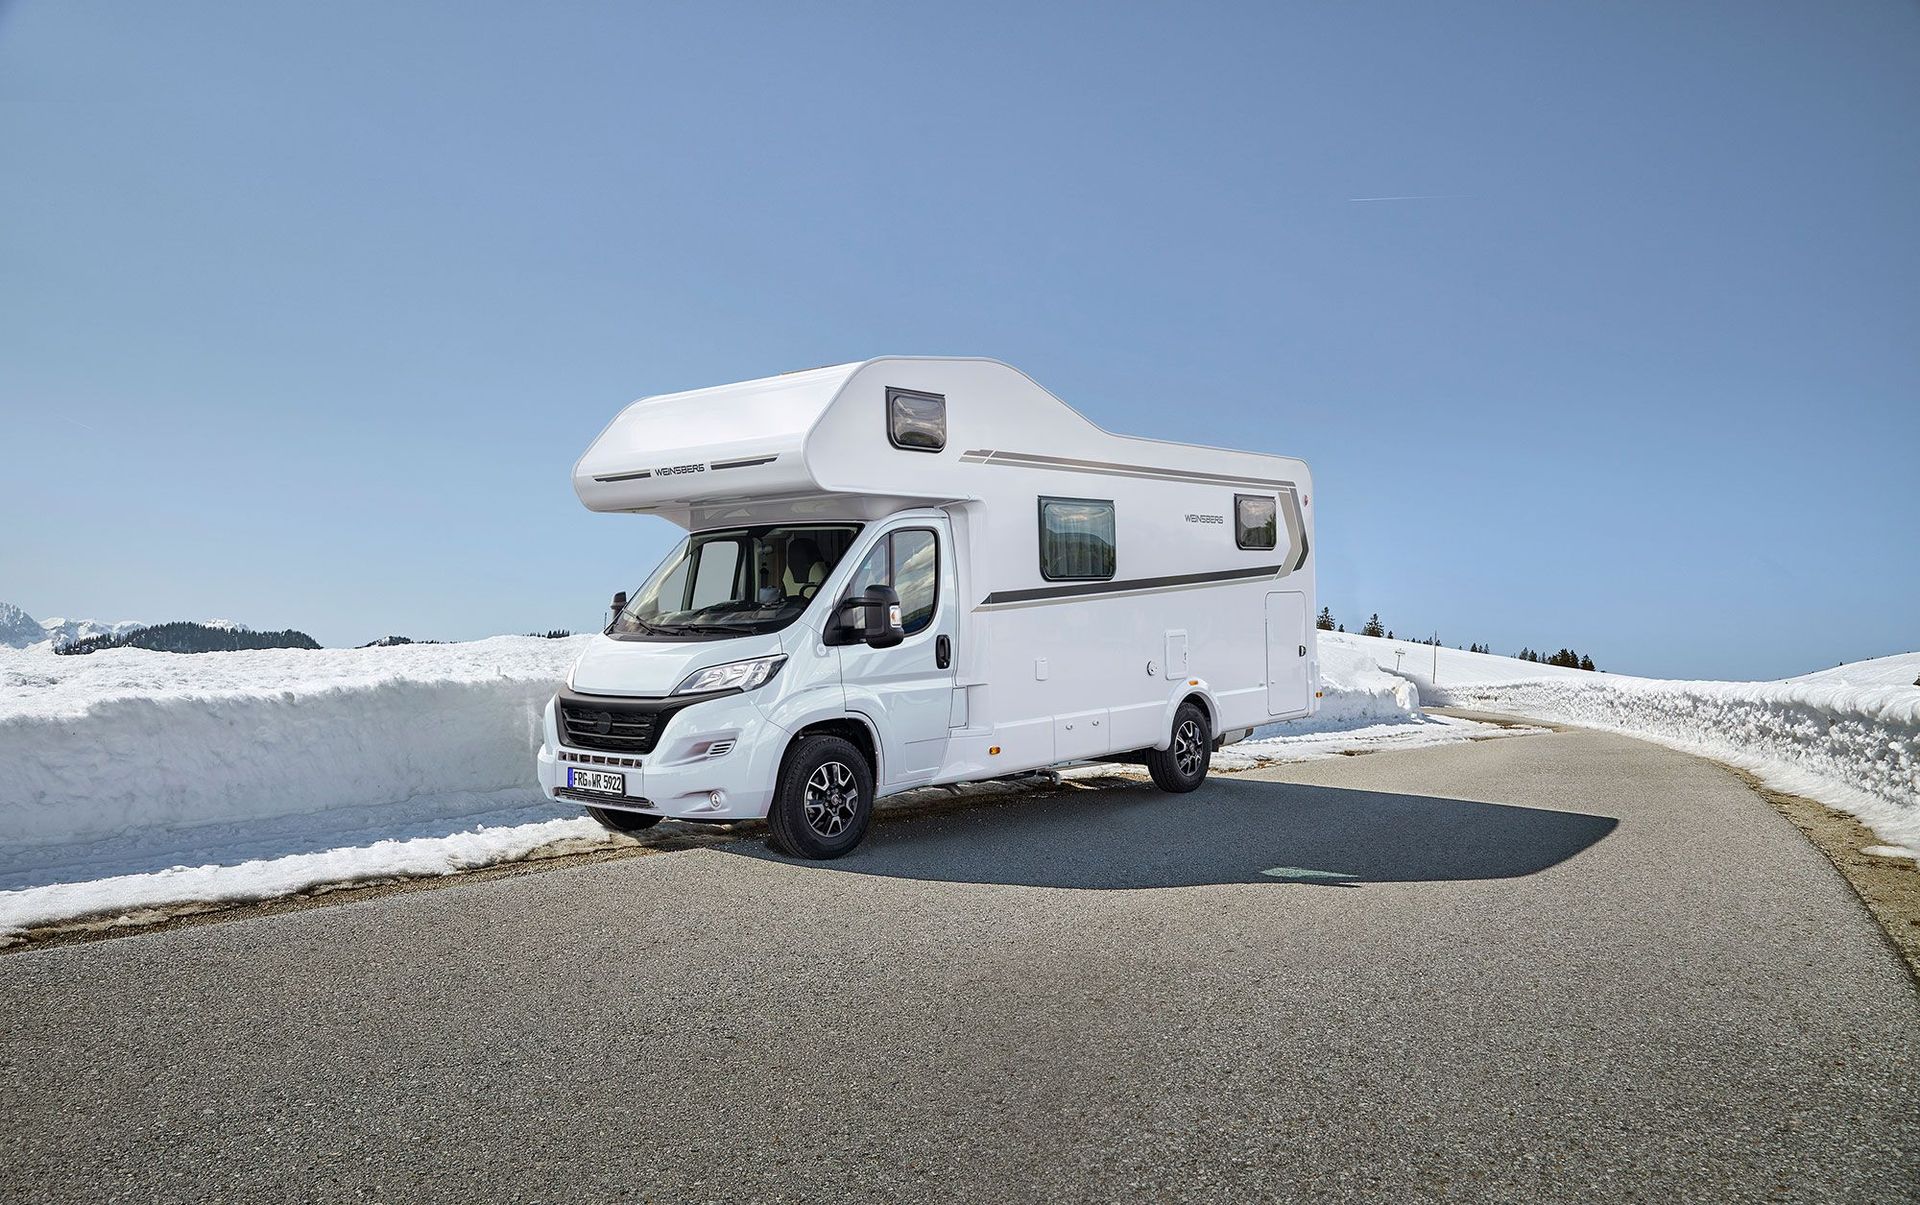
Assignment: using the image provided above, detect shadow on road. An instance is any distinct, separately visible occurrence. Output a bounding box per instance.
[728,777,1618,889]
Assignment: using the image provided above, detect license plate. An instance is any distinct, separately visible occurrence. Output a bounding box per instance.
[567,767,626,796]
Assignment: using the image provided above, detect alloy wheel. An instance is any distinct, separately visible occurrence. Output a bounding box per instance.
[804,760,860,837]
[1173,718,1204,777]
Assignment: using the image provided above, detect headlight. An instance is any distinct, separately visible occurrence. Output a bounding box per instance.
[672,654,787,695]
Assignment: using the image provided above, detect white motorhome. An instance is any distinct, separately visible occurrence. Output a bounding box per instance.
[538,357,1317,858]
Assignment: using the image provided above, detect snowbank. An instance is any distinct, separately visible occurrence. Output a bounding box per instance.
[0,637,584,852]
[1328,632,1920,860]
[0,628,1453,940]
[1785,651,1920,690]
[1301,639,1422,729]
[0,631,1419,862]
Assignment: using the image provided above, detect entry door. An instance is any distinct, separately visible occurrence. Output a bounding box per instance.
[836,521,957,784]
[1265,591,1310,716]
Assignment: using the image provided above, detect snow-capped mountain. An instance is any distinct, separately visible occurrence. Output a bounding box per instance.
[37,616,150,649]
[0,603,263,650]
[0,602,45,649]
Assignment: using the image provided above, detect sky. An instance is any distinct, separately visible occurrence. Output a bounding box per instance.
[1,1,1915,679]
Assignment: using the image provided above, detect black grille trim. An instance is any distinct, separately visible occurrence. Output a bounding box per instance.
[555,688,737,755]
[555,787,653,807]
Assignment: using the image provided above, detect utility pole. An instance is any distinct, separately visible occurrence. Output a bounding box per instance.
[1432,631,1439,685]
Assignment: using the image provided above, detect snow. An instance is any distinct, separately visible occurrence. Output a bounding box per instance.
[0,603,48,650]
[1329,631,1920,864]
[1784,651,1920,690]
[0,599,263,650]
[37,616,149,649]
[0,636,586,857]
[0,632,1477,942]
[3,622,1912,942]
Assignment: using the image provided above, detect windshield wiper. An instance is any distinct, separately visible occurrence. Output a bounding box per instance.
[615,617,686,636]
[675,620,764,634]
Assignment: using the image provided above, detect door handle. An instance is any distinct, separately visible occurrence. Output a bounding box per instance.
[936,635,952,669]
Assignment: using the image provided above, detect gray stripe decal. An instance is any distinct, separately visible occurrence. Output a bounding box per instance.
[710,454,778,470]
[593,468,654,483]
[980,564,1283,608]
[958,448,1297,490]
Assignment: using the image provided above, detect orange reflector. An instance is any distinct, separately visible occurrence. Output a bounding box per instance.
[1316,691,1324,698]
[988,746,1000,755]
[1188,679,1199,686]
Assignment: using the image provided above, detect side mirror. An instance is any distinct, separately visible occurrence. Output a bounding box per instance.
[611,591,628,614]
[831,585,905,648]
[860,584,905,649]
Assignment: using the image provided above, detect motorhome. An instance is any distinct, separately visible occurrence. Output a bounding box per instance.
[539,357,1317,858]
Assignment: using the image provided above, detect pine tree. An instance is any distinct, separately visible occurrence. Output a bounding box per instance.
[1337,623,1344,633]
[1316,606,1335,632]
[1362,613,1385,638]
[1579,654,1595,671]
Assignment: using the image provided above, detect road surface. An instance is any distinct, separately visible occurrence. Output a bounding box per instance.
[4,728,1917,1202]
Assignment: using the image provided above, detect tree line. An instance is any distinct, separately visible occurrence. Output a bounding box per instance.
[1315,608,1599,671]
[56,621,321,656]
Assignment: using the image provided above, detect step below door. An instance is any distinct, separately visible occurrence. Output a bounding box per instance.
[1265,591,1309,716]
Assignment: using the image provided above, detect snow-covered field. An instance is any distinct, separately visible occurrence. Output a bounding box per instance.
[1785,651,1920,690]
[0,633,1506,942]
[1331,632,1920,862]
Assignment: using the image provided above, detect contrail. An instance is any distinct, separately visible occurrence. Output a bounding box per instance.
[1345,193,1465,203]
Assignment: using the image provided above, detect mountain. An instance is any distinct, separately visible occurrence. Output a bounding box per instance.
[2,603,283,653]
[0,602,44,649]
[38,615,149,649]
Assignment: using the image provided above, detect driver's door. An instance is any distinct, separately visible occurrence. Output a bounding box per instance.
[836,520,957,785]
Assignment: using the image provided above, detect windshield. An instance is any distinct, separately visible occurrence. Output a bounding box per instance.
[609,524,862,640]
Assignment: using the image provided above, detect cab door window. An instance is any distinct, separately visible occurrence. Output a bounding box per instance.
[847,528,940,636]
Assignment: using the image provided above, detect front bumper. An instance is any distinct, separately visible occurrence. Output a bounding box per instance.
[537,689,785,822]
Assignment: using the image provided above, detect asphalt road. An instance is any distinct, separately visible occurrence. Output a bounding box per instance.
[5,729,1918,1203]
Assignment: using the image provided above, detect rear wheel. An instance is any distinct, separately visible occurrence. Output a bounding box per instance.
[1145,702,1211,792]
[586,805,662,834]
[768,734,874,859]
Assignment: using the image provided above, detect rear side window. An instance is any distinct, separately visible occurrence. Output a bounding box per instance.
[1039,497,1115,581]
[887,388,946,452]
[1235,494,1278,550]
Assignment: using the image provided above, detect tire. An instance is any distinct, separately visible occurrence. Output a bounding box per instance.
[586,805,662,834]
[767,734,874,859]
[1145,701,1211,793]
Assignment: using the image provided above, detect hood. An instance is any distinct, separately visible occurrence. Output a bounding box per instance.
[566,632,789,697]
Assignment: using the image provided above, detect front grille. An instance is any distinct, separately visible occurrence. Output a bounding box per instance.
[559,699,662,753]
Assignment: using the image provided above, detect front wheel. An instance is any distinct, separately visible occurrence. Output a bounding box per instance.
[586,805,662,834]
[1145,702,1211,792]
[768,734,874,859]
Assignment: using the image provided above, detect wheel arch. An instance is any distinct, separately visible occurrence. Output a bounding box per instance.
[782,713,882,785]
[1157,683,1220,747]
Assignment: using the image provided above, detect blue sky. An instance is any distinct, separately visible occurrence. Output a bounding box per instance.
[1,2,1914,678]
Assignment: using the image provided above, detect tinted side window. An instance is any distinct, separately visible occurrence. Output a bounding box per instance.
[1039,497,1116,581]
[1235,494,1278,551]
[845,529,940,636]
[887,388,946,452]
[892,530,937,635]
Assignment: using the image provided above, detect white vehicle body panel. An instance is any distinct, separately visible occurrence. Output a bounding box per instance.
[541,356,1317,822]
